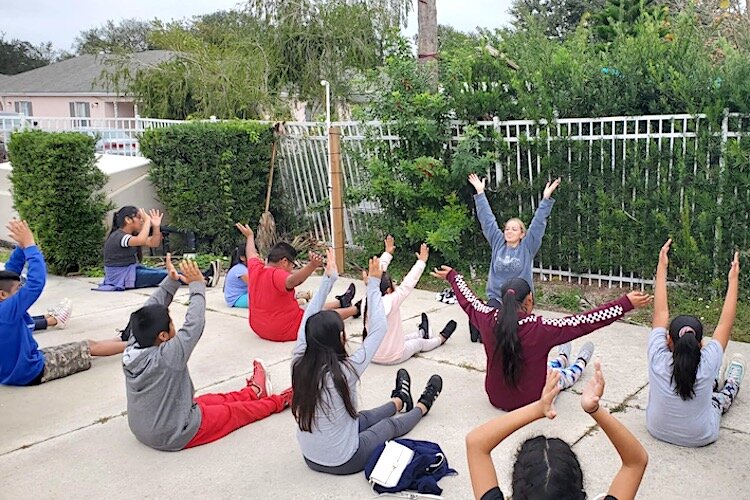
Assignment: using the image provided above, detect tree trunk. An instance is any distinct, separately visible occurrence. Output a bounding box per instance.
[417,0,439,90]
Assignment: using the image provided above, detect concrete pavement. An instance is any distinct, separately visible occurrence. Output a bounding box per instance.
[1,272,748,499]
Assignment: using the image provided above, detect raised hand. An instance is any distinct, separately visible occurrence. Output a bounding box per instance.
[468,173,486,194]
[626,291,653,309]
[659,238,672,268]
[543,178,561,199]
[235,223,254,239]
[728,251,740,281]
[430,265,453,281]
[325,248,336,277]
[416,243,429,263]
[540,369,562,419]
[179,259,204,284]
[309,252,324,269]
[6,219,35,248]
[369,256,383,279]
[581,359,605,414]
[148,209,163,226]
[384,235,395,255]
[165,253,179,281]
[138,208,150,223]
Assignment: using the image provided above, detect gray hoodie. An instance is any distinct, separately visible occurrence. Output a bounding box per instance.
[123,278,206,451]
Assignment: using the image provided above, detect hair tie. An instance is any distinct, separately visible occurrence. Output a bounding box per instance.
[678,326,696,338]
[506,289,516,296]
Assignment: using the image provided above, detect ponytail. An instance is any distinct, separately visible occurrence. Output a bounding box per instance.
[668,315,704,401]
[230,244,246,268]
[110,206,138,236]
[494,278,531,388]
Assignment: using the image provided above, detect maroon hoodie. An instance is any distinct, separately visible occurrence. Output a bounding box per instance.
[447,270,634,411]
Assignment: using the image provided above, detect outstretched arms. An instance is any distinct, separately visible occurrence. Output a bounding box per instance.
[652,239,671,329]
[713,251,740,350]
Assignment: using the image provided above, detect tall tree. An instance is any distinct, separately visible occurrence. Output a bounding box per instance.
[0,35,55,75]
[75,19,157,55]
[510,0,607,39]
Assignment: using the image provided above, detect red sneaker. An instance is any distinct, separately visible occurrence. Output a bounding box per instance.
[279,387,293,409]
[246,359,273,399]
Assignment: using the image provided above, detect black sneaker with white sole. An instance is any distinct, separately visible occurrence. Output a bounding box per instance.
[418,374,443,414]
[390,368,413,412]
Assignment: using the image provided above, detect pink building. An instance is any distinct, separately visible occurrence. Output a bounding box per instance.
[0,51,173,120]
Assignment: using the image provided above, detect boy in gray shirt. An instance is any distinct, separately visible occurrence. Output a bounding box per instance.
[123,255,291,451]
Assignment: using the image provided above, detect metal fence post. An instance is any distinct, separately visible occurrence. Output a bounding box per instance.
[714,108,729,285]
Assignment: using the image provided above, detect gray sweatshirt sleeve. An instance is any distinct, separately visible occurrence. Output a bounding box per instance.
[143,276,182,308]
[348,277,387,375]
[524,197,555,256]
[292,272,337,360]
[474,192,505,249]
[162,281,206,368]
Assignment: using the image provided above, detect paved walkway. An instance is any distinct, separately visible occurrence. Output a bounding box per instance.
[1,272,748,499]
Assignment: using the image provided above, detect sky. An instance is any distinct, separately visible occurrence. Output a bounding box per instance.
[1,0,514,52]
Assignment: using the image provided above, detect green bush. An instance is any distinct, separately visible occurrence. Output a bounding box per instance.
[8,130,111,274]
[141,121,285,254]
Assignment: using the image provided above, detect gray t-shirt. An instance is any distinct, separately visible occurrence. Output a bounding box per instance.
[292,273,387,466]
[646,327,723,447]
[103,229,138,267]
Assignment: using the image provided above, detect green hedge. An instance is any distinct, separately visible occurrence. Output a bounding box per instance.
[8,130,111,274]
[140,121,283,254]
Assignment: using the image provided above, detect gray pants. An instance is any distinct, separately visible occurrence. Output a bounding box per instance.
[304,402,423,475]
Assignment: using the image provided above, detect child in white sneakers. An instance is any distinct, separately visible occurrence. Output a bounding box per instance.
[647,239,746,447]
[363,236,456,365]
[30,298,73,331]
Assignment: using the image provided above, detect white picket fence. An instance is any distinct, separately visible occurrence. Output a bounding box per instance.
[3,112,747,288]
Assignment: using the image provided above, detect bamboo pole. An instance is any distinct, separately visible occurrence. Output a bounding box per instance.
[329,126,345,271]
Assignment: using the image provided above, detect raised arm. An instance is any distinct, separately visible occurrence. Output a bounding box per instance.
[470,173,505,248]
[142,253,181,308]
[582,361,648,500]
[466,370,561,500]
[126,208,153,247]
[236,223,260,260]
[712,251,740,350]
[523,178,559,255]
[4,245,26,275]
[389,244,428,309]
[538,291,652,348]
[4,220,45,318]
[349,257,387,374]
[285,253,323,290]
[292,248,338,359]
[162,260,206,365]
[652,239,671,329]
[433,266,497,334]
[145,209,163,248]
[380,235,395,271]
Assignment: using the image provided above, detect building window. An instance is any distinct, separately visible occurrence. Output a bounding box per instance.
[14,101,33,116]
[69,101,91,127]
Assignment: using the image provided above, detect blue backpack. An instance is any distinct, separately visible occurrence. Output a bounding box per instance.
[364,439,457,496]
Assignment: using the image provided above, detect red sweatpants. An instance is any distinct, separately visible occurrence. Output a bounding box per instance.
[184,386,286,448]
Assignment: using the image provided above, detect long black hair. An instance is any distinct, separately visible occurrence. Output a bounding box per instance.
[110,206,138,236]
[512,436,585,499]
[494,278,532,388]
[292,310,358,432]
[668,315,704,401]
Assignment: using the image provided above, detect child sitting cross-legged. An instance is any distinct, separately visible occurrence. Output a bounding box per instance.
[123,254,292,451]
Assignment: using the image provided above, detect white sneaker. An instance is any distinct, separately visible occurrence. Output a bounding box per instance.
[557,342,572,368]
[49,298,72,329]
[575,341,595,366]
[724,354,746,388]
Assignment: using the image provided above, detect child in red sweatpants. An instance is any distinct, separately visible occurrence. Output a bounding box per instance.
[123,255,292,451]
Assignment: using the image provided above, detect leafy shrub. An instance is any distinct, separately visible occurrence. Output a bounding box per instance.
[8,130,111,274]
[141,121,287,254]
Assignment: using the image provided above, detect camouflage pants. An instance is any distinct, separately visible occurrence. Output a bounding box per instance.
[39,341,92,383]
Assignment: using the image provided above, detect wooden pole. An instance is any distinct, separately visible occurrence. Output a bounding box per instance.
[417,0,439,90]
[329,126,345,272]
